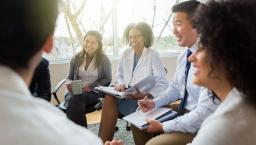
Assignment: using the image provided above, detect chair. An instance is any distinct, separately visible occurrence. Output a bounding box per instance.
[51,78,103,118]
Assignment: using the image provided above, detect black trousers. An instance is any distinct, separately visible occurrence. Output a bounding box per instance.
[66,91,100,127]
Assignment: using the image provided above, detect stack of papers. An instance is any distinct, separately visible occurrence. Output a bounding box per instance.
[94,76,156,99]
[95,86,125,99]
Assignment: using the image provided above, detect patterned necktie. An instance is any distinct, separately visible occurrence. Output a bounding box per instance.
[178,49,192,115]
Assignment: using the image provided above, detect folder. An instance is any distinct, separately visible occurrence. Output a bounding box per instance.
[94,76,156,99]
[123,107,177,130]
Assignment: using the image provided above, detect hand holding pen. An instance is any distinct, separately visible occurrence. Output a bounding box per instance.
[138,97,155,112]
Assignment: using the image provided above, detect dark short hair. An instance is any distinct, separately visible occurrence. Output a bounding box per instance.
[193,0,256,103]
[0,0,58,70]
[124,22,154,48]
[172,0,201,21]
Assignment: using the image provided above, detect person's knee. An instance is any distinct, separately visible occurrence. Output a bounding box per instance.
[105,95,117,101]
[146,133,195,145]
[103,95,117,107]
[73,94,83,100]
[146,137,159,145]
[146,134,172,145]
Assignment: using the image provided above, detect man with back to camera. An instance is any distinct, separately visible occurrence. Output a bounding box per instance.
[0,0,102,144]
[131,1,220,145]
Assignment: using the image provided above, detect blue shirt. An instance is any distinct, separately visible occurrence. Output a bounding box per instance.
[133,53,141,71]
[154,43,220,133]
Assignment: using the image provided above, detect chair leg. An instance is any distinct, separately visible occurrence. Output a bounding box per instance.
[53,93,61,105]
[126,121,131,131]
[115,120,131,131]
[115,126,119,131]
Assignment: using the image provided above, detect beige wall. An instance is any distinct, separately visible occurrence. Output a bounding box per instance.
[49,56,177,104]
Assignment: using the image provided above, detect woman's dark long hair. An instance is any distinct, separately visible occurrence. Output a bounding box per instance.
[77,31,103,68]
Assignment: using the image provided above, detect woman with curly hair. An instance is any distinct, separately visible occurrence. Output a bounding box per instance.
[188,0,256,145]
[99,22,168,143]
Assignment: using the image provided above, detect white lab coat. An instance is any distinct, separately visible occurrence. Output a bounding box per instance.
[115,47,169,97]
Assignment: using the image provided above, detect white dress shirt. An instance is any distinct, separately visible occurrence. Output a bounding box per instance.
[0,65,102,145]
[189,88,256,145]
[154,43,220,133]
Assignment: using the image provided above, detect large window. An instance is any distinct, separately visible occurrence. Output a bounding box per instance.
[46,0,181,61]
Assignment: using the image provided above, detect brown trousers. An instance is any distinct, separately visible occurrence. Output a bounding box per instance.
[131,103,196,145]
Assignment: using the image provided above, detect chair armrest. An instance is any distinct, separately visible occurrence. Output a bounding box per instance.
[51,78,67,105]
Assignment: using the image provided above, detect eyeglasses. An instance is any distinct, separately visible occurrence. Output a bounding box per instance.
[129,34,142,40]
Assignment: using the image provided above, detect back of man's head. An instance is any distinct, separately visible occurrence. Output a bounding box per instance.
[0,0,58,71]
[172,0,201,21]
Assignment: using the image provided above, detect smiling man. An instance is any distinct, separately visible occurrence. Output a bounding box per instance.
[131,1,220,145]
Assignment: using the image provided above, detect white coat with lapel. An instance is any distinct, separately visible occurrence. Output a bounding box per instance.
[115,47,169,97]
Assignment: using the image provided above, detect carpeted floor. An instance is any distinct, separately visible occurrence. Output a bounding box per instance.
[88,119,135,145]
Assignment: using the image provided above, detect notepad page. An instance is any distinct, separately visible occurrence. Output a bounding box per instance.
[123,107,171,128]
[98,86,124,96]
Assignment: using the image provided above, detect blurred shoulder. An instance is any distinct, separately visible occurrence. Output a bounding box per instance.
[100,53,109,60]
[147,47,160,55]
[41,57,49,65]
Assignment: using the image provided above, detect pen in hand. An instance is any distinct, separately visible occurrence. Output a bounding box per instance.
[138,97,155,112]
[136,96,149,111]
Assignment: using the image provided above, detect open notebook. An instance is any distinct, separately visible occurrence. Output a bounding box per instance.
[94,76,156,99]
[123,107,177,130]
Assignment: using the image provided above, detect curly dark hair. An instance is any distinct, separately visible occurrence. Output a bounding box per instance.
[123,22,154,48]
[123,23,135,45]
[193,0,256,103]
